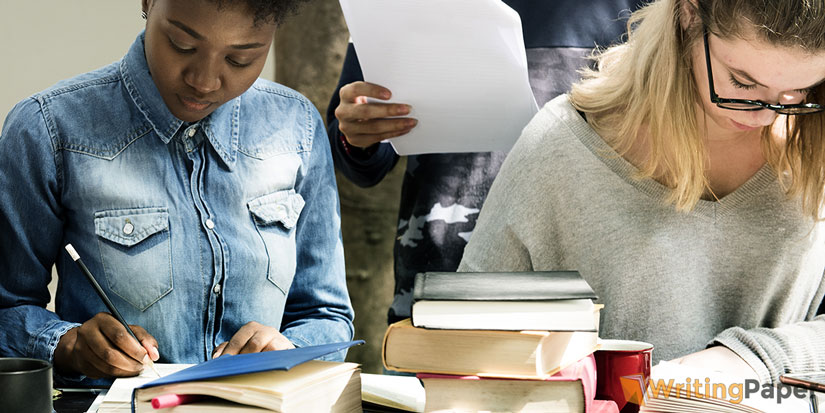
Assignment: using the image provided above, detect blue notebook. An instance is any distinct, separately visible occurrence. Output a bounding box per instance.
[130,340,363,411]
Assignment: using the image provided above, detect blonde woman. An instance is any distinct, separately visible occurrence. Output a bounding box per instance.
[459,0,825,383]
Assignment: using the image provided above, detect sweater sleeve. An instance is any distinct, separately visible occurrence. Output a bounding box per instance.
[713,310,825,384]
[325,43,400,188]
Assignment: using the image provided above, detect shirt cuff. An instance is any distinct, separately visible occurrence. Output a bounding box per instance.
[339,133,379,161]
[31,319,87,383]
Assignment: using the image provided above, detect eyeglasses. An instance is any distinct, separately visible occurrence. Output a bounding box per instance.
[703,29,823,115]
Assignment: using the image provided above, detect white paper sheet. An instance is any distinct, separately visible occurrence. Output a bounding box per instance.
[97,363,192,412]
[338,0,538,155]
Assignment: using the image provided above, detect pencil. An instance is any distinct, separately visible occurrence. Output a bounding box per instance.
[64,244,161,377]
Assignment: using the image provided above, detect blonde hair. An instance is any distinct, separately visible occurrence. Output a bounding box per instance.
[569,0,825,220]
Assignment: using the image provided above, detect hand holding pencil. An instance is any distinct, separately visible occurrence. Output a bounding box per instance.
[52,244,161,379]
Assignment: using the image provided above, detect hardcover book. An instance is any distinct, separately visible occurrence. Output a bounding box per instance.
[382,319,599,378]
[418,355,618,413]
[411,271,599,331]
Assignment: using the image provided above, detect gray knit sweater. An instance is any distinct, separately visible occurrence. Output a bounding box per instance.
[458,95,825,383]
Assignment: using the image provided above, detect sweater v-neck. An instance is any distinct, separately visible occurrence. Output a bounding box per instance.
[555,96,778,220]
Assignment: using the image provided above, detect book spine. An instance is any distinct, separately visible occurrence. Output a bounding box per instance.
[412,272,426,301]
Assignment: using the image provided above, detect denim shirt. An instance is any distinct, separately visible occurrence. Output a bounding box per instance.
[0,33,354,375]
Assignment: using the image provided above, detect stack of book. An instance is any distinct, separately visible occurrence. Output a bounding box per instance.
[382,271,616,413]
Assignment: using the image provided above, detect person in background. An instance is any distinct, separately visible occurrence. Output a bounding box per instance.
[327,1,643,324]
[460,0,825,383]
[0,0,353,384]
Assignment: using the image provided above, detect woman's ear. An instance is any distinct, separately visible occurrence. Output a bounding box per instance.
[679,0,700,31]
[142,0,153,18]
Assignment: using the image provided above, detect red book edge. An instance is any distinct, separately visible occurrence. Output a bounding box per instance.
[417,354,598,411]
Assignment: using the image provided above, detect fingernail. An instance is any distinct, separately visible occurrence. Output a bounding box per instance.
[151,346,159,361]
[396,105,411,115]
[381,90,391,99]
[142,354,151,366]
[406,119,418,127]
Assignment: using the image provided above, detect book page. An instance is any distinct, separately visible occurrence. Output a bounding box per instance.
[361,373,425,412]
[644,361,812,413]
[338,0,538,155]
[98,363,192,410]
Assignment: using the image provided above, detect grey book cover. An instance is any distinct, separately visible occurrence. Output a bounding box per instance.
[412,271,597,302]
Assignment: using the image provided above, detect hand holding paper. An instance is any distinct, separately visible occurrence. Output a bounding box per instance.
[335,81,418,148]
[339,0,538,155]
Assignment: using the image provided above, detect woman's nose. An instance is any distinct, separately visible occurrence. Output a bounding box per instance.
[779,91,805,105]
[184,61,221,94]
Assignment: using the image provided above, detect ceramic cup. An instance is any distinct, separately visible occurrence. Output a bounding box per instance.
[595,339,653,413]
[0,358,53,413]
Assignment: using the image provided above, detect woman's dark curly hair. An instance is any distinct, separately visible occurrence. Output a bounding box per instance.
[208,0,311,26]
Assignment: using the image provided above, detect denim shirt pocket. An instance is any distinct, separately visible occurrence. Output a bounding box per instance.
[247,190,305,296]
[93,207,172,311]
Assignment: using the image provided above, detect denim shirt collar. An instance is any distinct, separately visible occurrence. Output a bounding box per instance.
[120,32,239,169]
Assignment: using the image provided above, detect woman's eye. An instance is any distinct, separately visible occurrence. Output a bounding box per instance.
[169,39,194,53]
[728,75,756,90]
[226,57,252,68]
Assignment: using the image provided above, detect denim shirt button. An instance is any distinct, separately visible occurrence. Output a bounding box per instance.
[212,284,221,295]
[187,126,197,138]
[122,221,134,235]
[205,219,215,229]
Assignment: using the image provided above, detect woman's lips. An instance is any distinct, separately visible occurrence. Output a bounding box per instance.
[730,119,759,131]
[179,95,212,112]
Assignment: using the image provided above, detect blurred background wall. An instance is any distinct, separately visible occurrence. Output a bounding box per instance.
[0,0,400,374]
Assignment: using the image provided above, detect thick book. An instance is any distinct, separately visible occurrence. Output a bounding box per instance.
[418,354,618,413]
[119,341,362,412]
[411,271,599,331]
[382,319,599,378]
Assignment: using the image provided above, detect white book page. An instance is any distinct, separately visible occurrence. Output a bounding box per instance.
[361,373,425,412]
[99,363,193,407]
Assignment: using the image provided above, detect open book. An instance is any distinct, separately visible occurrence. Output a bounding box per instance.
[640,361,812,413]
[99,340,363,412]
[133,360,361,412]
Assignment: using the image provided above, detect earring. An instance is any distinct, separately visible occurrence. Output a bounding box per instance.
[141,11,147,20]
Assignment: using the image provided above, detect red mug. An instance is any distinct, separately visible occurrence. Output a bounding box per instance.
[595,339,653,413]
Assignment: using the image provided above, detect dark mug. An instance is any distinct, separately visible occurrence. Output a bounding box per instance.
[0,358,53,413]
[595,339,653,413]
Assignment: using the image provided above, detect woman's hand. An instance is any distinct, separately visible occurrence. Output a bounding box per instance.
[212,321,294,358]
[334,81,418,149]
[669,346,759,381]
[54,312,159,379]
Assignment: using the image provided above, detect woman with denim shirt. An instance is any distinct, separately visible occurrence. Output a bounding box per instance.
[0,0,354,382]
